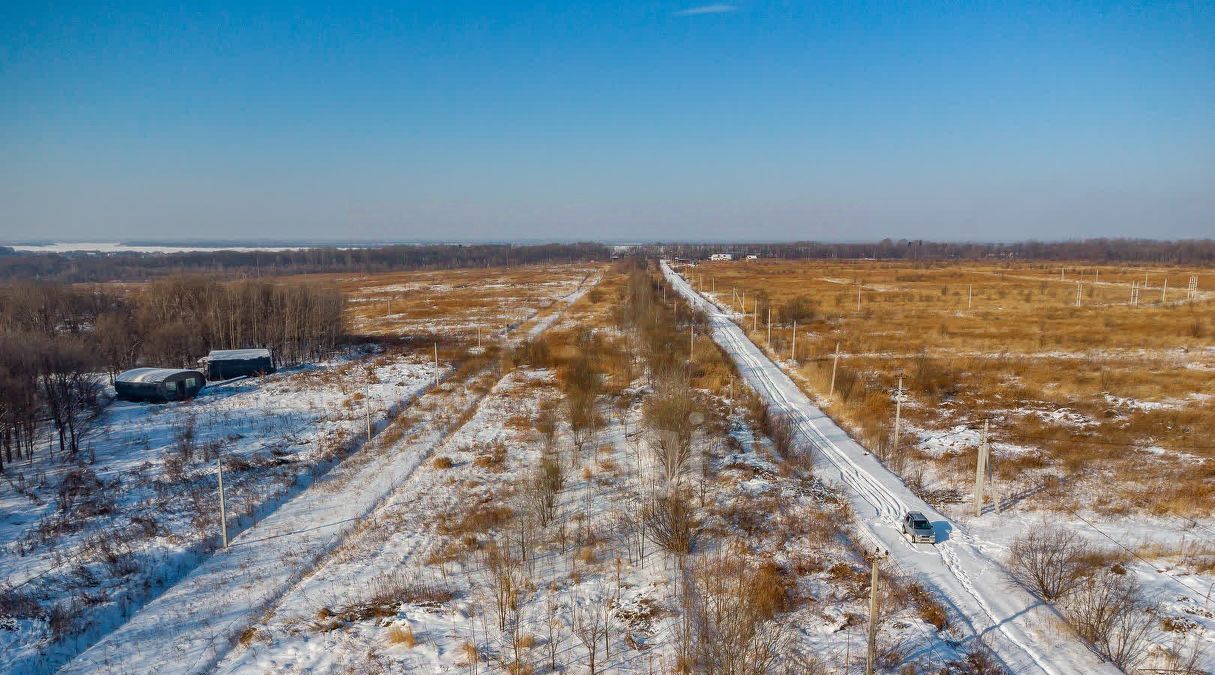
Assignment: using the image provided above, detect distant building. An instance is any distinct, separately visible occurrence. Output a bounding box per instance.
[745,254,759,260]
[709,253,734,261]
[114,368,205,403]
[202,348,276,381]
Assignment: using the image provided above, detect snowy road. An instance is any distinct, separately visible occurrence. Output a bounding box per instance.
[662,261,1117,675]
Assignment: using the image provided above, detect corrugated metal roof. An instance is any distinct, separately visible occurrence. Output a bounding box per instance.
[207,348,272,360]
[115,368,200,383]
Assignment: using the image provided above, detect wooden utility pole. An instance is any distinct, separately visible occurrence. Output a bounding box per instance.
[365,385,372,441]
[767,307,772,345]
[217,453,228,549]
[968,284,973,310]
[829,342,840,397]
[891,377,903,462]
[1188,275,1199,301]
[1161,277,1168,303]
[866,557,880,675]
[689,324,694,361]
[752,302,757,332]
[975,420,989,517]
[790,321,797,361]
[434,342,439,383]
[1131,281,1140,307]
[857,280,862,312]
[1075,281,1082,308]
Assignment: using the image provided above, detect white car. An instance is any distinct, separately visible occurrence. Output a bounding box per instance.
[902,511,936,544]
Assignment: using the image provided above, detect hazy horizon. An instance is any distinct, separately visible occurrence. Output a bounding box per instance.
[3,2,1213,242]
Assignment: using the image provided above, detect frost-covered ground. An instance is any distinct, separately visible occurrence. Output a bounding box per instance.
[45,267,598,674]
[671,261,1215,672]
[202,283,969,675]
[0,351,439,673]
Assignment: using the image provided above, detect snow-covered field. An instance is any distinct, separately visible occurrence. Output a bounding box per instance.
[0,352,439,673]
[667,260,1215,672]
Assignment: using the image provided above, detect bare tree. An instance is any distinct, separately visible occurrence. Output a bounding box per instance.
[681,543,790,674]
[1007,526,1099,601]
[641,489,700,556]
[481,540,524,633]
[571,590,605,675]
[1064,571,1157,670]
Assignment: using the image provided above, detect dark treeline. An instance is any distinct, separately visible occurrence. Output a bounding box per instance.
[647,238,1215,265]
[0,278,343,470]
[0,243,610,283]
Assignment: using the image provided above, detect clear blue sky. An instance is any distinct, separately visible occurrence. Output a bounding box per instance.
[2,1,1212,242]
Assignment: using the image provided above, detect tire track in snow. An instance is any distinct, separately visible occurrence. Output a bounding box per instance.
[663,261,1113,675]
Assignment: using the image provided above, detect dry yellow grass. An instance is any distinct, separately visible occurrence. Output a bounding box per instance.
[679,259,1215,515]
[386,623,415,647]
[291,263,603,339]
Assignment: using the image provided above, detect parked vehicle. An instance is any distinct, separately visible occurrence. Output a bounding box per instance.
[902,511,936,544]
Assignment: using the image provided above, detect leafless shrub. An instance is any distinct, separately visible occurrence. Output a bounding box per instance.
[939,637,1002,674]
[641,489,701,556]
[644,381,697,483]
[482,540,525,633]
[681,543,791,674]
[525,455,564,527]
[571,591,607,675]
[1006,525,1099,601]
[1063,571,1157,670]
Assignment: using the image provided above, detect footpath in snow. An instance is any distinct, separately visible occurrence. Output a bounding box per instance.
[662,261,1117,675]
[59,275,601,675]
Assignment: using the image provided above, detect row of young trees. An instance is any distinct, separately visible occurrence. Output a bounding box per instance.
[0,277,344,470]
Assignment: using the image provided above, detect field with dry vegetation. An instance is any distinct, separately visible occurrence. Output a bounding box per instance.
[684,259,1214,518]
[301,264,603,339]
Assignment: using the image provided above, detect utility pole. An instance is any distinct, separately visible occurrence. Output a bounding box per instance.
[968,284,973,311]
[689,324,694,361]
[1095,268,1099,284]
[829,342,840,397]
[217,453,228,549]
[975,420,989,517]
[1131,281,1140,307]
[857,280,862,312]
[477,325,481,349]
[1161,277,1168,303]
[365,385,372,441]
[434,342,439,383]
[866,557,880,675]
[767,307,772,345]
[752,302,757,332]
[1189,275,1199,301]
[891,377,903,463]
[790,321,797,361]
[1075,281,1082,308]
[1061,267,1065,281]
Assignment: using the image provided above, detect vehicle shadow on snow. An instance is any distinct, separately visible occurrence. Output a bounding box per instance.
[932,520,953,543]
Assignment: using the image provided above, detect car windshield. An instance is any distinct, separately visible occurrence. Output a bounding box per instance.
[913,519,930,529]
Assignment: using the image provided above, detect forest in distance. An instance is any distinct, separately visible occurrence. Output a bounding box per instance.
[1,238,1213,284]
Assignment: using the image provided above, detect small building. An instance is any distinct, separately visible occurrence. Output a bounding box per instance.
[709,253,734,261]
[114,368,206,403]
[745,254,759,261]
[202,348,276,381]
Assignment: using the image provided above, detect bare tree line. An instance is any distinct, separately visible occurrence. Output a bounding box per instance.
[0,242,610,283]
[649,238,1215,265]
[0,277,344,471]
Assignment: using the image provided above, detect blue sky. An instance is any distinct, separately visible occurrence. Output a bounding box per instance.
[1,1,1212,242]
